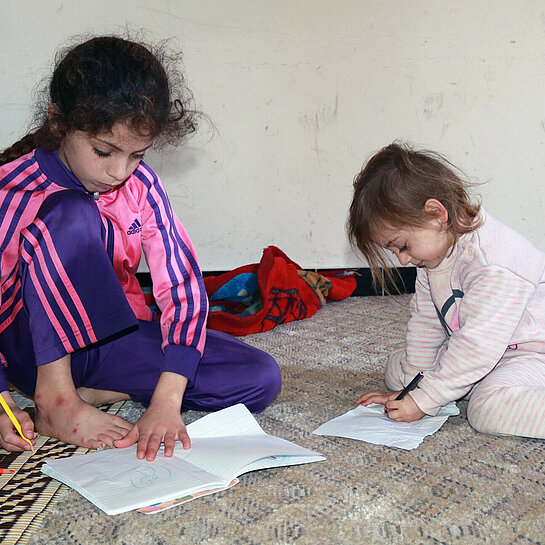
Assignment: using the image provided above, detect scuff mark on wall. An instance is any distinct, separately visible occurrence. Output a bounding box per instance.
[422,92,444,120]
[299,95,339,158]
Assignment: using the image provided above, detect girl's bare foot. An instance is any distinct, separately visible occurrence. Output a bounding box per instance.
[35,394,133,449]
[77,387,130,407]
[34,354,133,449]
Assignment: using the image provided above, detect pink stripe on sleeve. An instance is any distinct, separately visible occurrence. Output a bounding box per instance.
[0,275,20,316]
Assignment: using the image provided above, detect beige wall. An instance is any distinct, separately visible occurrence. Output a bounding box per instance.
[2,1,544,269]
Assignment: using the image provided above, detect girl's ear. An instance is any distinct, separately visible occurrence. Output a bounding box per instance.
[47,104,63,137]
[424,198,449,225]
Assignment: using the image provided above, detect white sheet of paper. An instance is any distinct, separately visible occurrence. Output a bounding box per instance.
[313,402,460,450]
[186,402,265,438]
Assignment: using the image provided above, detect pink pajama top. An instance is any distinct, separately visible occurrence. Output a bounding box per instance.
[400,210,545,415]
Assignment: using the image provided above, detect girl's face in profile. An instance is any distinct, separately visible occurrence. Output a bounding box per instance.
[57,122,154,194]
[373,199,452,270]
[376,222,452,269]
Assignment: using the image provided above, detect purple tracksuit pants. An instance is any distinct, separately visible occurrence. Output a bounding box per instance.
[0,191,281,412]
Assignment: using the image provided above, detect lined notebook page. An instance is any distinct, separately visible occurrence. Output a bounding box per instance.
[41,404,325,515]
[174,434,323,482]
[42,446,225,515]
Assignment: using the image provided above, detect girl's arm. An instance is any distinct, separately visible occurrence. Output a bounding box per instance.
[136,164,208,387]
[404,270,450,375]
[356,271,447,421]
[125,165,208,460]
[410,266,536,414]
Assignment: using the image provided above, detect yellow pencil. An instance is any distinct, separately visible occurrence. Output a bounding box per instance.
[0,392,35,453]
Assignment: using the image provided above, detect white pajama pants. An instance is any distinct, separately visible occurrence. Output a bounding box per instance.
[385,349,545,439]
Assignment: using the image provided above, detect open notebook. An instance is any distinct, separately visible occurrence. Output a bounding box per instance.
[41,404,325,515]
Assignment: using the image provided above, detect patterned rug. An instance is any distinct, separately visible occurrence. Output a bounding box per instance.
[3,297,545,545]
[0,402,126,545]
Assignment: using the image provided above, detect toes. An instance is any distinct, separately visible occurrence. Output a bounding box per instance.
[111,415,133,431]
[95,434,115,448]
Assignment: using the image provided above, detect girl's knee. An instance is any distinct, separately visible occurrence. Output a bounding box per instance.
[384,349,405,390]
[185,336,282,413]
[467,386,522,435]
[36,191,102,239]
[245,351,282,413]
[466,396,488,434]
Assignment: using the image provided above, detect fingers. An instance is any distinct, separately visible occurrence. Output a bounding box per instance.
[138,433,163,462]
[385,408,417,422]
[179,431,191,451]
[0,431,35,451]
[0,436,32,452]
[356,391,390,405]
[21,418,36,439]
[384,399,408,416]
[384,402,402,420]
[384,396,425,422]
[0,413,36,452]
[355,391,378,404]
[136,429,190,461]
[163,433,177,458]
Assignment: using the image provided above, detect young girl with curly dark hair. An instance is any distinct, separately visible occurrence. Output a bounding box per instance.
[0,35,281,460]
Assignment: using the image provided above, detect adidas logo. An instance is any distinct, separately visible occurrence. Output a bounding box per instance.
[127,219,142,235]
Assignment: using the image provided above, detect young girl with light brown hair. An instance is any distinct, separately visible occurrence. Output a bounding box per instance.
[349,142,545,439]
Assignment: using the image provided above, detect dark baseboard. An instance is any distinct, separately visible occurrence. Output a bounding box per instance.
[136,267,416,296]
[352,267,416,296]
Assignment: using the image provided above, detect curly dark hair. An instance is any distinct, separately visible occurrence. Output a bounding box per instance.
[0,35,197,165]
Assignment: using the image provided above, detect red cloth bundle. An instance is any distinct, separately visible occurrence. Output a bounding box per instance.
[203,246,356,336]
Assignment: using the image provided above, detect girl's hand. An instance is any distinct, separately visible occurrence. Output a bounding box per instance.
[115,405,190,461]
[114,371,189,461]
[384,394,425,422]
[356,390,425,422]
[356,390,394,406]
[0,393,36,451]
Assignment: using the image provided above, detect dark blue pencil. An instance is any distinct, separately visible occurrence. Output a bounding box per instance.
[395,372,424,401]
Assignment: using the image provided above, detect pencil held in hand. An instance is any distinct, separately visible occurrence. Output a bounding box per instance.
[395,372,424,401]
[0,393,35,453]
